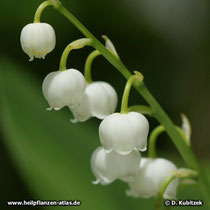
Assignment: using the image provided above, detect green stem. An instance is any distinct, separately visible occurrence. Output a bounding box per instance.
[120,75,136,114]
[128,105,153,116]
[54,5,131,78]
[148,125,188,159]
[149,125,165,158]
[59,44,72,71]
[178,179,197,192]
[156,169,198,210]
[53,3,210,207]
[138,84,196,168]
[176,126,190,146]
[155,175,176,210]
[59,38,92,71]
[34,1,53,23]
[84,50,101,83]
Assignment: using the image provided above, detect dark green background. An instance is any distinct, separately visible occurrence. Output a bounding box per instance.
[0,0,210,209]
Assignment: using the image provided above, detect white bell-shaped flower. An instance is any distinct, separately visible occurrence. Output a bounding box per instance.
[42,69,86,111]
[20,23,56,61]
[70,81,118,122]
[69,92,91,123]
[126,158,179,199]
[86,82,118,119]
[99,112,149,155]
[91,146,141,185]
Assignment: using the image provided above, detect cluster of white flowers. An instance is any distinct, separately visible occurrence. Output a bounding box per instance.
[20,22,118,120]
[41,71,118,120]
[92,113,179,199]
[70,81,118,122]
[20,20,179,200]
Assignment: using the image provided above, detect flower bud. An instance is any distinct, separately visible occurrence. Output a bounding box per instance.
[91,146,141,185]
[42,69,86,111]
[70,81,118,122]
[99,112,149,155]
[20,23,56,61]
[126,158,179,199]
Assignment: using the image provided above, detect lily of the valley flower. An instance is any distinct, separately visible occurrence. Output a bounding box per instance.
[126,158,179,199]
[42,69,86,111]
[69,93,90,123]
[70,81,118,122]
[91,146,141,185]
[99,112,149,155]
[20,23,56,61]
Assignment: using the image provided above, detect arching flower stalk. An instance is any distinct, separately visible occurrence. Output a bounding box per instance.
[42,38,92,110]
[70,46,118,122]
[99,72,149,155]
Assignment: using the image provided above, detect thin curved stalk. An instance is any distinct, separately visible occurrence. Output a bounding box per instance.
[120,75,137,114]
[84,50,101,83]
[128,105,153,116]
[155,175,176,210]
[59,38,92,71]
[148,125,165,158]
[34,1,53,23]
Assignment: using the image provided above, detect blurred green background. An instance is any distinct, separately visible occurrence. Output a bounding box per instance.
[1,0,210,209]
